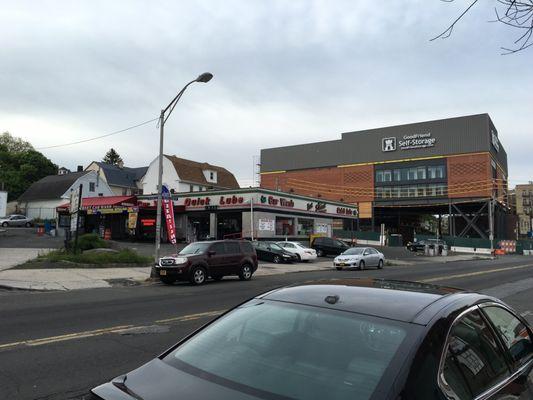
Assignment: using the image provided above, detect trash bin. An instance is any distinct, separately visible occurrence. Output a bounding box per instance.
[37,225,45,236]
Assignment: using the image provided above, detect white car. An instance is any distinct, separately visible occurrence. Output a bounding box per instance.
[276,241,317,262]
[333,247,385,270]
[0,214,33,227]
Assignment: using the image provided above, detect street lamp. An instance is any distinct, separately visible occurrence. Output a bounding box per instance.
[153,72,213,267]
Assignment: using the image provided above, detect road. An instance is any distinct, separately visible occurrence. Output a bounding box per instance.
[1,256,532,399]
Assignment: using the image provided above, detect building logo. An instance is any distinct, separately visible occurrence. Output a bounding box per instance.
[382,137,396,152]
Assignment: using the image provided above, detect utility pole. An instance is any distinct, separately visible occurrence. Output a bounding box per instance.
[153,73,213,269]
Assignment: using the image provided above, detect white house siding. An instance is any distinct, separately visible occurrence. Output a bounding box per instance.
[141,156,180,194]
[23,171,113,220]
[25,199,64,220]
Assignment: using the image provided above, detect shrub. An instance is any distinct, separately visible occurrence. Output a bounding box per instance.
[40,248,151,265]
[71,233,109,251]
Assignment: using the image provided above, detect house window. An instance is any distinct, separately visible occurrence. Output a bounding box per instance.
[189,184,194,192]
[89,182,95,192]
[210,172,214,180]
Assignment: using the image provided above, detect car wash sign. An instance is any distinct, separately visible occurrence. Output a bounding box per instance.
[382,132,436,152]
[161,185,176,245]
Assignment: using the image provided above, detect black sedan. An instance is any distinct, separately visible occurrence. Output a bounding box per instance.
[252,241,298,263]
[91,279,533,400]
[406,239,446,252]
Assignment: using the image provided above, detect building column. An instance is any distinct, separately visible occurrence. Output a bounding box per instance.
[209,213,217,239]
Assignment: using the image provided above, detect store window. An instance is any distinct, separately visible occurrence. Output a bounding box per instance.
[298,218,314,235]
[408,168,417,180]
[383,170,392,182]
[275,217,295,236]
[417,167,426,180]
[376,170,384,183]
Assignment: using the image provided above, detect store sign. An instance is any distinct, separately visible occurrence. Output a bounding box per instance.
[184,195,245,207]
[258,219,275,231]
[382,133,436,152]
[336,207,356,216]
[162,185,176,245]
[177,192,357,218]
[306,202,326,213]
[315,224,328,234]
[260,195,294,208]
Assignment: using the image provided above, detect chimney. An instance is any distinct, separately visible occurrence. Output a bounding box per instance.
[77,165,83,172]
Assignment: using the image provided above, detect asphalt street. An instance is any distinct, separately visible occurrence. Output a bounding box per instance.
[0,256,532,399]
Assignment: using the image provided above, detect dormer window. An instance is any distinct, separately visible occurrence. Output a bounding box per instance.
[203,169,217,184]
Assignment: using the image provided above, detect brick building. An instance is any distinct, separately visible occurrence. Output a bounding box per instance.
[260,114,510,242]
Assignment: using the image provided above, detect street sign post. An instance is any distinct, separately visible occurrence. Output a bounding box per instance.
[70,184,83,252]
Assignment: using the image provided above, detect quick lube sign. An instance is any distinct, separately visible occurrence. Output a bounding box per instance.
[382,132,436,152]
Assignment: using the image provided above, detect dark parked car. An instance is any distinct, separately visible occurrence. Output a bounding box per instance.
[156,240,257,285]
[252,241,298,263]
[406,239,446,253]
[90,279,533,400]
[311,236,349,257]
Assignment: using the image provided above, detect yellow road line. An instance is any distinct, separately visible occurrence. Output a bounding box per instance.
[421,263,533,283]
[0,310,225,352]
[156,310,225,324]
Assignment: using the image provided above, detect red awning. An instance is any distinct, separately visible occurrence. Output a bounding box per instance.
[57,196,137,211]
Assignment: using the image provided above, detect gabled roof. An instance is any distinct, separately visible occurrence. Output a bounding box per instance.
[165,155,239,189]
[92,162,148,188]
[18,171,89,201]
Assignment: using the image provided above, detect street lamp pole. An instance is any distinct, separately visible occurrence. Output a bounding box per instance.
[153,72,213,268]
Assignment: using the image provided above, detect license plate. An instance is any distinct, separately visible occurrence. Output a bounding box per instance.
[339,263,345,266]
[160,270,167,276]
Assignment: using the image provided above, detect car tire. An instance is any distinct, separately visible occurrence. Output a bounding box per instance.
[296,254,302,262]
[378,259,384,269]
[160,276,176,285]
[189,266,207,285]
[239,264,253,281]
[211,275,223,281]
[336,267,342,271]
[316,249,324,257]
[1,222,8,227]
[359,260,365,270]
[25,222,31,227]
[272,255,281,264]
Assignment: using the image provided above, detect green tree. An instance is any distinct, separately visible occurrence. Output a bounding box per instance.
[0,132,58,201]
[102,148,123,165]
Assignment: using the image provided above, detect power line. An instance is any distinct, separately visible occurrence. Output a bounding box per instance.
[35,117,159,150]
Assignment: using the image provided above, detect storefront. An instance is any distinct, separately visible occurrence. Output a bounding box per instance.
[56,196,138,239]
[138,188,358,242]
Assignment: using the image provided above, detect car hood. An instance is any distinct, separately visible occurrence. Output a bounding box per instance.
[92,358,261,400]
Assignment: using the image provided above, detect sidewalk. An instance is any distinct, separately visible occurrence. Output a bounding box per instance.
[0,248,53,271]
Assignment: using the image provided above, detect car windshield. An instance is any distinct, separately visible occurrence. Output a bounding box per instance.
[164,301,412,400]
[343,248,365,255]
[335,240,347,247]
[179,242,210,255]
[268,243,284,251]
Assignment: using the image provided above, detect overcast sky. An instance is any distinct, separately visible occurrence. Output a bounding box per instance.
[1,0,531,187]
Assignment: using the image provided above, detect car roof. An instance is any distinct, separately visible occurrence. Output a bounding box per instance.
[258,278,473,325]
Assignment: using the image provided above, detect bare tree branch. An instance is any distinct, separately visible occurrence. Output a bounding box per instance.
[432,0,533,54]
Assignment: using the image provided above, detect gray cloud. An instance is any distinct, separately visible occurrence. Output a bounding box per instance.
[0,0,531,186]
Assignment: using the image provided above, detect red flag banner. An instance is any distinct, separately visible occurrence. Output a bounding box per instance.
[162,185,176,245]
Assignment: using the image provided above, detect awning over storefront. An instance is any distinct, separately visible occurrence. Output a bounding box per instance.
[57,196,137,214]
